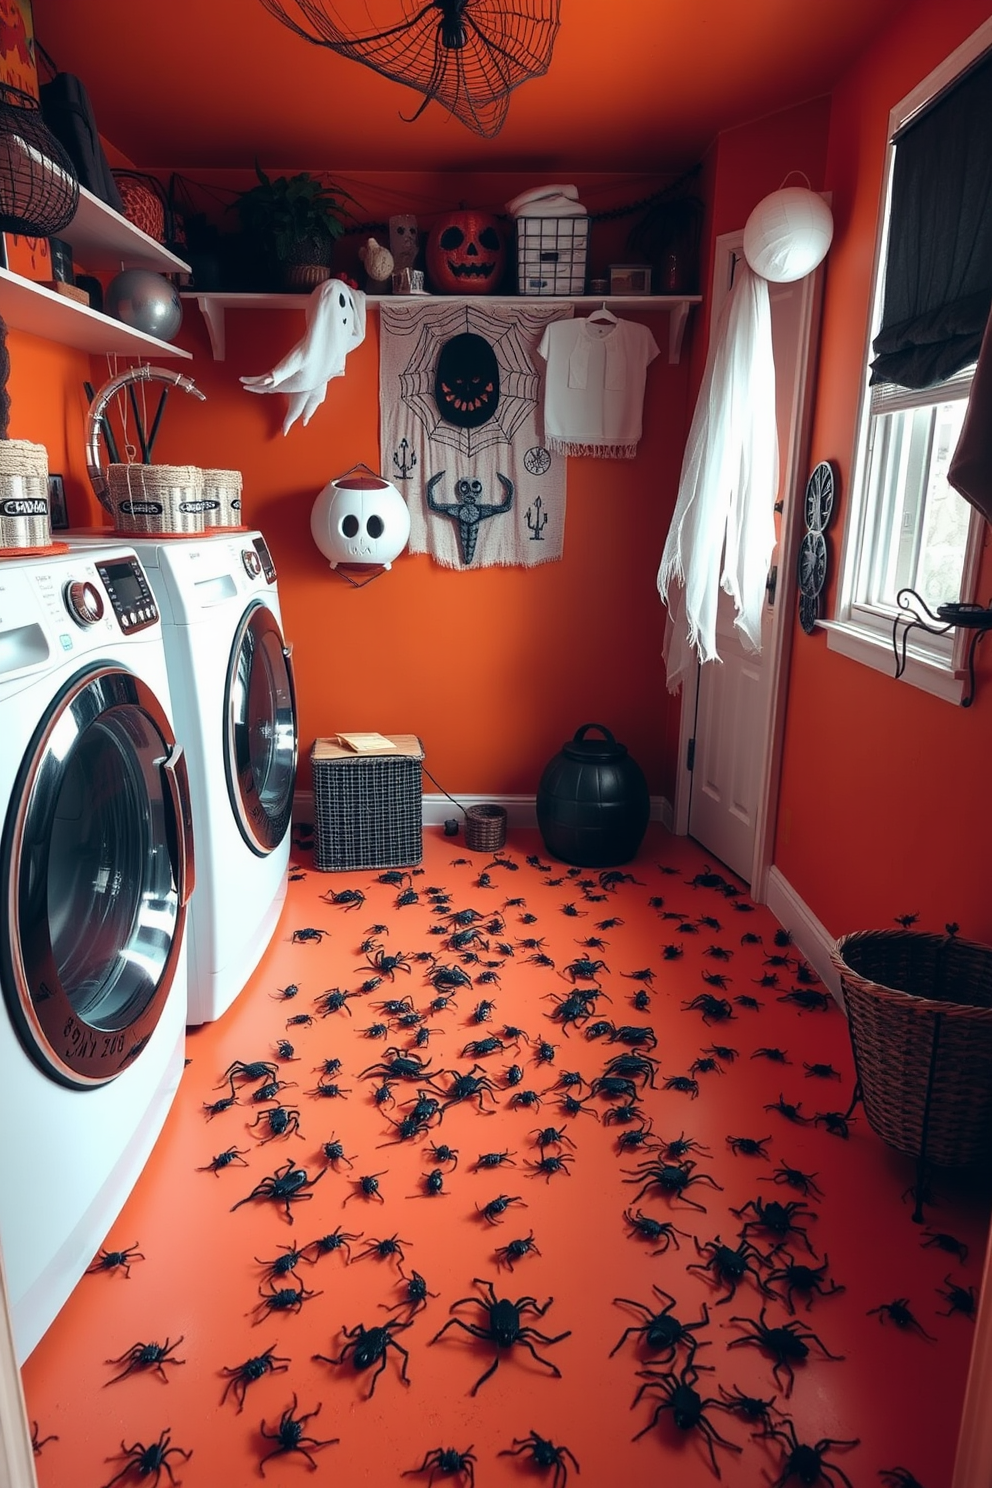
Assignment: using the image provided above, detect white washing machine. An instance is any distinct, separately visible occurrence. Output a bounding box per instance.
[0,545,194,1362]
[67,530,298,1025]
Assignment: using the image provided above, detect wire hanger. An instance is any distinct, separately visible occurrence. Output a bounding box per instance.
[588,301,618,324]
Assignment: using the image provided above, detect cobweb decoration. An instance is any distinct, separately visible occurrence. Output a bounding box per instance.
[257,0,561,137]
[397,300,541,457]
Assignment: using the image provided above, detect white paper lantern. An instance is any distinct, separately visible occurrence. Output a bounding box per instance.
[311,470,411,569]
[743,187,834,284]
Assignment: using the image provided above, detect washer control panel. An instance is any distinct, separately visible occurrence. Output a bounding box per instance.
[94,556,159,634]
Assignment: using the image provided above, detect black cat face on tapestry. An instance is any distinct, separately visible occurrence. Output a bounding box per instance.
[435,333,500,428]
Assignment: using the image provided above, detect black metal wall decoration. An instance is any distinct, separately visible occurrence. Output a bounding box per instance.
[797,460,836,635]
[892,591,992,706]
[257,0,561,138]
[0,83,79,237]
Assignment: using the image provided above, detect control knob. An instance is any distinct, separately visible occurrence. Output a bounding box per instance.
[65,580,104,627]
[242,548,262,578]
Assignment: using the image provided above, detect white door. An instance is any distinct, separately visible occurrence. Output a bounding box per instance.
[677,233,822,888]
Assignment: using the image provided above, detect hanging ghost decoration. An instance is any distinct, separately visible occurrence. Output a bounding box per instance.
[435,332,500,428]
[240,279,367,435]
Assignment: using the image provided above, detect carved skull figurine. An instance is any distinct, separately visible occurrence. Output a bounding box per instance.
[389,214,420,271]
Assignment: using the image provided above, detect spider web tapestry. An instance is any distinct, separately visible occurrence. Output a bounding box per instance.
[257,0,561,138]
[380,300,572,569]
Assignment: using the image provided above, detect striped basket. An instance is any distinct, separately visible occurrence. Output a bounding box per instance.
[107,463,206,536]
[0,439,50,549]
[200,468,243,528]
[831,928,992,1168]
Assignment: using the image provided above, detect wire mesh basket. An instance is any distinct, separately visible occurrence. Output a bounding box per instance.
[0,82,79,237]
[831,928,992,1170]
[516,216,589,296]
[311,736,424,871]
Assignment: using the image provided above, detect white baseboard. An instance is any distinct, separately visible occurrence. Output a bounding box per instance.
[294,790,670,833]
[764,865,842,1006]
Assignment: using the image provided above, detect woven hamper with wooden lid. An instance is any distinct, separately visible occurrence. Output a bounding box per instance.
[311,735,424,871]
[830,928,992,1169]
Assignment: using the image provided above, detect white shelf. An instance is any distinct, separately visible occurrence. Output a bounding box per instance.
[62,185,191,275]
[183,291,701,363]
[0,267,192,358]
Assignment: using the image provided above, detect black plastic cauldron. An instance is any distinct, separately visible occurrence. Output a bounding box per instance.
[536,723,650,867]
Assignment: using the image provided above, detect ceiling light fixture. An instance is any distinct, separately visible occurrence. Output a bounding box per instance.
[257,0,561,138]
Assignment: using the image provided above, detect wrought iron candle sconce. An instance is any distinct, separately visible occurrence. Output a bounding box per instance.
[892,588,992,706]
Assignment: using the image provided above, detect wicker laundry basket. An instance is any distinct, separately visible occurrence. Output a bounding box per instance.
[464,804,507,853]
[107,463,206,535]
[831,928,992,1170]
[0,439,50,548]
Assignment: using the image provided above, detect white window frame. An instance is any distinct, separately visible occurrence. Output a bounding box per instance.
[825,17,992,705]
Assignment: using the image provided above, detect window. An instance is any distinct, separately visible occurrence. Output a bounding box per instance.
[830,20,992,703]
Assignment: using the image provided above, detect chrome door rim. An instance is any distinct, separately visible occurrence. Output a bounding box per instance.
[224,601,297,856]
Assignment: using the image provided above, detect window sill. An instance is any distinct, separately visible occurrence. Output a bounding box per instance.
[819,617,967,705]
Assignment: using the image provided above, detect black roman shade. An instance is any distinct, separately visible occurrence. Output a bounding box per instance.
[870,49,992,390]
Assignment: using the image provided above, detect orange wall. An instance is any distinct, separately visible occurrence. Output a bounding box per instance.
[48,172,694,801]
[774,0,992,941]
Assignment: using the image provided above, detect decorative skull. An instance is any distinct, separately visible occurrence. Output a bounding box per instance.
[311,470,411,569]
[425,209,506,295]
[389,214,420,272]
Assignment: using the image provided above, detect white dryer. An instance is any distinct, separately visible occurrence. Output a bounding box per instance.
[0,545,194,1362]
[67,530,298,1025]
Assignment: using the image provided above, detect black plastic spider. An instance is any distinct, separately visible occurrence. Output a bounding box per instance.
[231,1160,326,1223]
[403,1446,477,1486]
[753,1047,792,1064]
[733,1195,818,1255]
[727,1134,772,1159]
[383,1269,439,1318]
[682,993,735,1023]
[314,1318,413,1397]
[623,1209,691,1254]
[804,1061,841,1080]
[314,987,362,1017]
[476,1193,527,1225]
[364,946,411,979]
[623,1157,724,1213]
[499,1432,580,1488]
[631,1361,743,1476]
[304,1227,361,1265]
[248,1105,303,1144]
[355,1232,411,1266]
[435,1064,502,1115]
[101,1430,191,1488]
[921,1229,968,1263]
[219,1057,279,1097]
[105,1336,185,1384]
[610,1286,710,1365]
[495,1231,541,1270]
[527,1153,573,1181]
[291,927,329,943]
[764,1418,859,1488]
[717,1383,780,1433]
[937,1275,977,1318]
[727,1304,844,1396]
[765,1095,809,1124]
[320,1135,355,1170]
[258,1396,338,1475]
[429,1278,571,1394]
[31,1421,58,1455]
[686,1233,770,1304]
[321,886,366,910]
[867,1297,936,1341]
[86,1243,144,1278]
[763,1163,824,1199]
[344,1171,387,1205]
[764,1252,845,1314]
[251,1279,321,1324]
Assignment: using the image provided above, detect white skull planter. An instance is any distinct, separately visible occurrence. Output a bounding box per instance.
[311,470,411,569]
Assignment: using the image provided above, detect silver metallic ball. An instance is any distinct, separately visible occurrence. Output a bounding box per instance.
[104,270,183,341]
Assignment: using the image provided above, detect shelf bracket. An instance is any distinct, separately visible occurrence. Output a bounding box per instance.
[195,295,226,361]
[668,299,691,363]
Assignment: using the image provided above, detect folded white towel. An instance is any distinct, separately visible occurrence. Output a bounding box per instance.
[505,183,587,218]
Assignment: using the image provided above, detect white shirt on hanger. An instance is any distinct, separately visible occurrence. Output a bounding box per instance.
[537,315,659,458]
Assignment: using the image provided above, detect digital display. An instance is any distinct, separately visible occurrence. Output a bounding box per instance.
[101,562,146,610]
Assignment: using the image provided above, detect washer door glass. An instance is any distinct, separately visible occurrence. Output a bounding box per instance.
[225,601,297,855]
[1,666,191,1088]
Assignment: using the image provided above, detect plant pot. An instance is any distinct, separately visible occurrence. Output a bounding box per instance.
[283,262,333,290]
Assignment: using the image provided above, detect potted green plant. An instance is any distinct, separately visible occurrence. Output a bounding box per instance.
[231,165,356,289]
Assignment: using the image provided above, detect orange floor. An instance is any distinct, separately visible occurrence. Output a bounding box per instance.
[22,825,988,1488]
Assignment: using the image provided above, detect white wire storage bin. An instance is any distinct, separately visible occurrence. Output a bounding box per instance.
[516,216,589,296]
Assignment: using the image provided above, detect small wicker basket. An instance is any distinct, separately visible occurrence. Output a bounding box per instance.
[831,928,992,1170]
[0,439,50,548]
[200,468,243,528]
[464,803,507,853]
[107,463,206,535]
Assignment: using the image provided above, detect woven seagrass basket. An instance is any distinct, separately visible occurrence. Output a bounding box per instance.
[464,803,507,853]
[831,928,992,1169]
[107,463,206,535]
[200,468,243,528]
[0,439,50,548]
